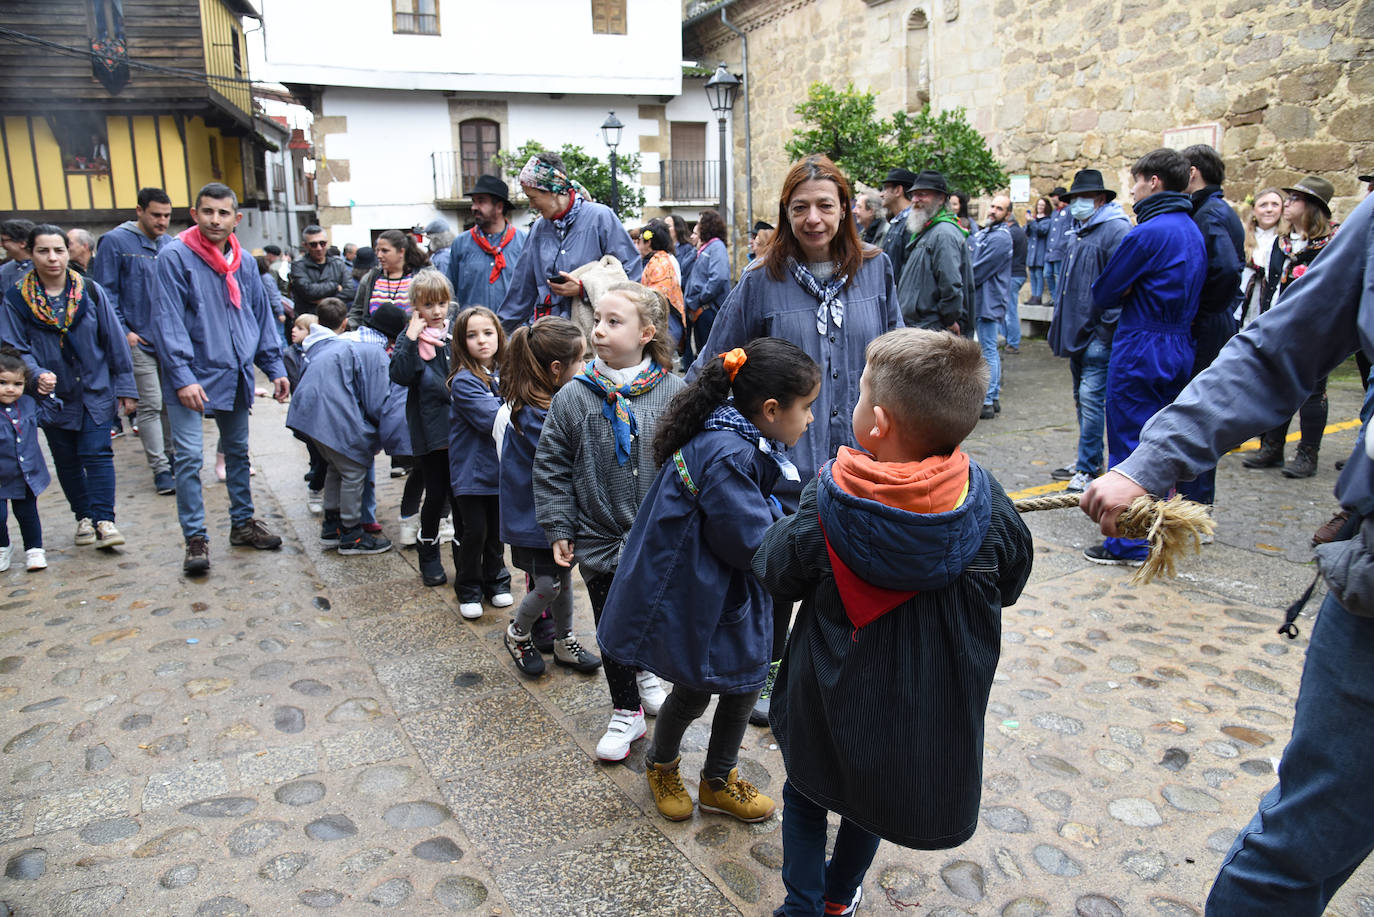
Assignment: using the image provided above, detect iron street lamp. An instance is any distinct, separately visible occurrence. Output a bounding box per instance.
[601,110,624,217]
[704,62,740,224]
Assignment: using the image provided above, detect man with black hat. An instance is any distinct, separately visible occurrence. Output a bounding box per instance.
[879,167,917,282]
[747,220,774,261]
[446,175,527,312]
[1047,168,1132,492]
[897,169,974,335]
[1043,186,1071,302]
[1360,169,1374,199]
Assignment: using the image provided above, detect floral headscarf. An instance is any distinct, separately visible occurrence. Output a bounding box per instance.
[518,156,594,203]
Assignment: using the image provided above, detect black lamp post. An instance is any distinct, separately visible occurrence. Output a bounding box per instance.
[601,110,624,217]
[704,62,740,224]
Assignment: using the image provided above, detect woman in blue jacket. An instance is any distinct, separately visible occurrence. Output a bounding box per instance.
[599,338,820,824]
[0,225,136,551]
[1025,197,1052,304]
[682,209,732,359]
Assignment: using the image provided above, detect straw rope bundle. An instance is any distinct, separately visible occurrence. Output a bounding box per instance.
[1013,492,1216,585]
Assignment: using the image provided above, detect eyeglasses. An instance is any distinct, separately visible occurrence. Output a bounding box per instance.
[1286,193,1305,203]
[306,240,328,249]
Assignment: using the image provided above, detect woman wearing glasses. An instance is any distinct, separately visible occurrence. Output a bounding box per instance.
[1242,177,1340,478]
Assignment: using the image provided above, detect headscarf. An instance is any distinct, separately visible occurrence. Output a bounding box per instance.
[517,156,594,203]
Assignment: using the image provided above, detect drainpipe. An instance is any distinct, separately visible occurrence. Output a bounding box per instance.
[719,7,752,261]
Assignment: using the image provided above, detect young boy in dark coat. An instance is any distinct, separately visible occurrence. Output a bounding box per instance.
[754,328,1034,917]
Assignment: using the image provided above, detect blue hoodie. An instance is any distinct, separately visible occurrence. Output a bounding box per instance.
[1047,201,1131,356]
[754,456,1032,848]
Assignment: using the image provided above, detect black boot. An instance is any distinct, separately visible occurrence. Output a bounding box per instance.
[1282,443,1319,478]
[416,537,447,586]
[1242,434,1285,469]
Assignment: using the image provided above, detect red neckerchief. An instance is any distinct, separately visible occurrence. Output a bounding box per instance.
[820,517,919,631]
[178,226,242,308]
[471,224,517,284]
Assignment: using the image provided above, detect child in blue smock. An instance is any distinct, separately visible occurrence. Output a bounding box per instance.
[446,306,513,619]
[598,337,821,824]
[0,348,62,572]
[496,316,599,678]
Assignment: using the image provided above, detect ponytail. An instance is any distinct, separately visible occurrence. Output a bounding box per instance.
[653,336,820,466]
[501,316,586,424]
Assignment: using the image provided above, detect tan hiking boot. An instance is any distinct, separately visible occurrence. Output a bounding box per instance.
[698,768,776,823]
[646,756,694,821]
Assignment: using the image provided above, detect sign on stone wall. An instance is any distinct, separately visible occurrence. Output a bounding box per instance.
[1162,123,1222,152]
[1009,174,1030,203]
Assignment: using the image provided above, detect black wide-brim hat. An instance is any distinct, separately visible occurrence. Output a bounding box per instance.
[908,170,948,195]
[1064,169,1116,202]
[469,174,511,203]
[883,168,918,190]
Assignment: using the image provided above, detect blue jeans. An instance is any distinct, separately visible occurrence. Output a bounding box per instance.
[1004,277,1024,349]
[777,781,880,916]
[1070,338,1110,475]
[1207,593,1374,914]
[976,317,1001,405]
[1028,265,1045,301]
[1045,260,1062,300]
[167,399,254,542]
[361,465,376,526]
[44,411,118,523]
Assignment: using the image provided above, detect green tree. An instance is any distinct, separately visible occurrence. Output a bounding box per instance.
[492,141,646,219]
[784,82,1007,196]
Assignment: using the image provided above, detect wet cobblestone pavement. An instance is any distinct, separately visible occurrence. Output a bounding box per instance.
[2,339,1373,915]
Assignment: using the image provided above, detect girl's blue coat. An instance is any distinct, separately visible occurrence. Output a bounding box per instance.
[498,404,549,549]
[448,368,500,496]
[0,277,137,430]
[0,393,61,498]
[597,429,782,693]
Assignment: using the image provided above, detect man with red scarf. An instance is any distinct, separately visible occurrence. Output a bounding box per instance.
[445,175,526,312]
[150,182,289,575]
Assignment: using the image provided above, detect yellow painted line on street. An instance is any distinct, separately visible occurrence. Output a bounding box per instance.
[1009,418,1362,501]
[1228,418,1361,452]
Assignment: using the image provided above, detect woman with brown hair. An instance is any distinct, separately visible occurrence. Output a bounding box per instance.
[347,229,429,330]
[1242,177,1339,478]
[683,208,731,356]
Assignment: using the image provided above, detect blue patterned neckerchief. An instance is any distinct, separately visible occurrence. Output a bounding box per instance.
[703,403,800,482]
[552,192,583,238]
[787,258,848,336]
[574,360,670,465]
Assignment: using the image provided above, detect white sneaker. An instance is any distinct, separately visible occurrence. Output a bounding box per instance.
[75,517,96,546]
[307,489,324,515]
[94,520,125,549]
[25,548,46,571]
[636,671,668,717]
[0,545,10,572]
[1065,471,1093,494]
[490,592,514,608]
[459,601,484,620]
[397,514,419,547]
[595,707,646,762]
[437,514,456,544]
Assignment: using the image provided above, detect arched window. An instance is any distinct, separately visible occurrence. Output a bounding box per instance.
[906,8,931,110]
[459,119,500,194]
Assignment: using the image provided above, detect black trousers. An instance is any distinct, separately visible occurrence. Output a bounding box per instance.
[453,494,510,602]
[417,450,458,541]
[584,569,643,711]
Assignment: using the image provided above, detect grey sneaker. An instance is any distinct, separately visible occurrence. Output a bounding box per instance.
[1065,471,1094,494]
[75,517,96,546]
[553,634,602,673]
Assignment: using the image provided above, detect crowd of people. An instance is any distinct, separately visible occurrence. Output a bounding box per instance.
[1,142,1372,916]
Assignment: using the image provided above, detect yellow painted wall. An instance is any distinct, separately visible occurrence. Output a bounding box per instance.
[199,0,252,117]
[0,114,245,214]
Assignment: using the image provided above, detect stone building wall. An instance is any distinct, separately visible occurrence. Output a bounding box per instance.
[687,0,1373,228]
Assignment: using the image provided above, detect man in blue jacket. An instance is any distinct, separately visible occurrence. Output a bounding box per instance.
[1043,187,1071,301]
[1083,148,1205,566]
[151,182,289,575]
[1047,169,1132,491]
[1178,143,1245,499]
[1083,191,1374,917]
[91,187,175,497]
[969,195,1013,419]
[445,175,526,312]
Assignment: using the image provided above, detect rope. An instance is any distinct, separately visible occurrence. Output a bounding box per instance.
[1013,491,1216,586]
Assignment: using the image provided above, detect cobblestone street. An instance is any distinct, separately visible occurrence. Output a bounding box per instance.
[2,340,1372,916]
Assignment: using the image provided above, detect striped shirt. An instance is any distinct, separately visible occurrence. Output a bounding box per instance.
[368,273,412,315]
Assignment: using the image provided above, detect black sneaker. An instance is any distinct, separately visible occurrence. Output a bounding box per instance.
[338,526,392,555]
[531,608,556,654]
[979,404,996,420]
[749,659,780,726]
[1083,543,1144,567]
[183,535,210,575]
[504,623,546,677]
[319,513,341,549]
[229,518,283,550]
[1050,465,1076,481]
